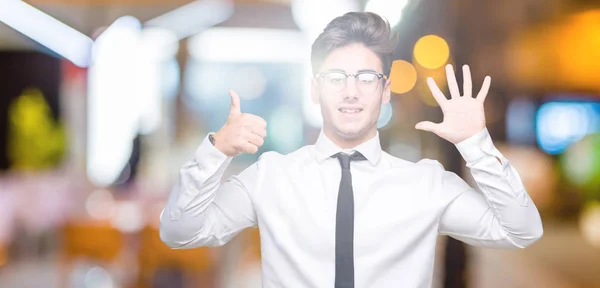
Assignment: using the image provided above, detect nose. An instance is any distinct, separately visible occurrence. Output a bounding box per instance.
[344,76,359,99]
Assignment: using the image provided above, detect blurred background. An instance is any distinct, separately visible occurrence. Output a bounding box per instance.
[1,0,600,287]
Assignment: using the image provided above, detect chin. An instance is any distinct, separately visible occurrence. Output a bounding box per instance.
[335,126,367,139]
[334,120,377,140]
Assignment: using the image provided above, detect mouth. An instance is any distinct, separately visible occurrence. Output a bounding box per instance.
[338,108,363,114]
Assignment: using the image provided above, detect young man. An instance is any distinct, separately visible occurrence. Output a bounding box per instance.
[159,12,543,288]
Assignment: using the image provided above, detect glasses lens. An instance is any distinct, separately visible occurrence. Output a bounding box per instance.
[356,72,380,93]
[319,72,382,93]
[323,72,347,89]
[356,73,378,83]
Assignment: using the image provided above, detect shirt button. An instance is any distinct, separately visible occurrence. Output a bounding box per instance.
[170,209,181,221]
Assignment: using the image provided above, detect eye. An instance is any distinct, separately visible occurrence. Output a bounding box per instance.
[325,72,346,84]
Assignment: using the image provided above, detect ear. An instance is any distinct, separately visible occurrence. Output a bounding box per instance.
[381,78,391,104]
[311,78,320,104]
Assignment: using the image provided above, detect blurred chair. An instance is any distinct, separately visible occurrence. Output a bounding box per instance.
[58,220,125,288]
[136,225,219,288]
[61,221,123,262]
[221,228,263,288]
[249,228,261,261]
[0,242,6,268]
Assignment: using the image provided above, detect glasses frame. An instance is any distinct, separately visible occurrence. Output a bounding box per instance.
[315,70,388,93]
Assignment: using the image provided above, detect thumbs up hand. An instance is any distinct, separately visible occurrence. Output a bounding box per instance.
[212,90,268,157]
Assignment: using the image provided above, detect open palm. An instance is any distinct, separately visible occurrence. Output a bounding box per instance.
[415,64,491,144]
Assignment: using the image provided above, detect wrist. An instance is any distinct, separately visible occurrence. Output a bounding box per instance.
[211,132,231,157]
[209,133,217,146]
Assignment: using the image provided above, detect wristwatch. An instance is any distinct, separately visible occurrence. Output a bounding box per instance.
[209,133,216,146]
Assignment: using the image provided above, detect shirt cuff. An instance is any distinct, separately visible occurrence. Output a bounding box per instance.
[194,133,231,169]
[454,127,497,164]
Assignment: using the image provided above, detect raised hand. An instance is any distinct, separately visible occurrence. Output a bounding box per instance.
[213,90,268,157]
[415,64,491,144]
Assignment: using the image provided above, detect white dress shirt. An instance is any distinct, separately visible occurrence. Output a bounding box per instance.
[159,128,543,288]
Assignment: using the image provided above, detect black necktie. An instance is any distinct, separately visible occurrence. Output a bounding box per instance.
[333,152,366,288]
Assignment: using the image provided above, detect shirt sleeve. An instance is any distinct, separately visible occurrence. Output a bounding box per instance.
[437,128,544,249]
[159,133,259,248]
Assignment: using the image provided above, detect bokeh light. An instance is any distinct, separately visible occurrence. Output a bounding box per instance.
[389,60,417,94]
[414,64,448,107]
[85,189,116,220]
[377,102,393,128]
[561,133,600,199]
[496,144,558,210]
[505,10,600,93]
[536,101,600,155]
[110,201,144,233]
[579,201,600,248]
[84,266,115,288]
[229,67,268,100]
[413,35,450,70]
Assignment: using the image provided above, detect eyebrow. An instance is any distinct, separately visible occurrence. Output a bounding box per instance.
[357,69,378,73]
[322,69,346,73]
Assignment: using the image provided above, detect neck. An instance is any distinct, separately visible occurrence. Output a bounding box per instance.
[323,127,377,149]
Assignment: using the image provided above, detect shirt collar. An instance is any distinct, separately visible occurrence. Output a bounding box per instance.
[313,129,382,166]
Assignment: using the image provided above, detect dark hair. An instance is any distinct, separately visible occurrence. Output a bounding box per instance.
[311,12,398,76]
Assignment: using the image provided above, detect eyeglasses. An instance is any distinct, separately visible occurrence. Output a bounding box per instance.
[315,70,387,94]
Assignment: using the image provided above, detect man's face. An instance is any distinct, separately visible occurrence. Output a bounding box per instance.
[311,43,391,141]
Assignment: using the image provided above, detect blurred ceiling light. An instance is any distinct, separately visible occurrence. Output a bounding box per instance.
[136,27,178,135]
[87,16,142,187]
[377,102,393,128]
[413,35,450,70]
[291,0,360,43]
[144,0,234,40]
[88,18,178,188]
[364,0,408,26]
[188,27,308,63]
[0,0,93,67]
[390,60,417,94]
[138,27,179,61]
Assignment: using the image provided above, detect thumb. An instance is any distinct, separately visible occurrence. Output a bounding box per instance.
[415,121,440,133]
[229,90,241,116]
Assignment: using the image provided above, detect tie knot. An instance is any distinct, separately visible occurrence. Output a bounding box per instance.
[332,152,366,169]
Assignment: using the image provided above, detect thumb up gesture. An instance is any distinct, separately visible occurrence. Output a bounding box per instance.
[213,90,268,157]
